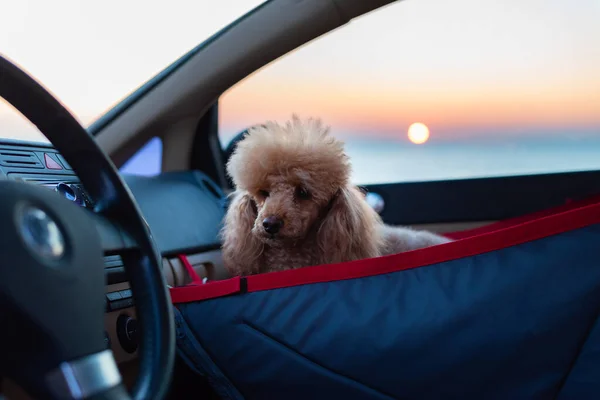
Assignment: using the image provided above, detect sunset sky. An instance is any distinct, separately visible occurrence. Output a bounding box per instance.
[220,0,600,143]
[1,0,599,144]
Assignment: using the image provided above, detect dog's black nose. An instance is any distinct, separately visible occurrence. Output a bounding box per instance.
[263,216,283,234]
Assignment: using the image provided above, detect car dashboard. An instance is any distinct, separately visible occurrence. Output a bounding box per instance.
[0,139,230,369]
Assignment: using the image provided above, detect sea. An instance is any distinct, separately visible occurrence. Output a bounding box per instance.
[121,135,600,185]
[343,138,600,185]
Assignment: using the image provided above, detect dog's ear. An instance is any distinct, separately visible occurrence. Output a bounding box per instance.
[316,186,382,265]
[220,191,263,276]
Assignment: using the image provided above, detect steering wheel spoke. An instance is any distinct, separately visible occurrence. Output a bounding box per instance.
[45,350,125,399]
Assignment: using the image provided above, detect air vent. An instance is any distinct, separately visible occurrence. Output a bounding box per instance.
[0,150,43,169]
[5,174,77,186]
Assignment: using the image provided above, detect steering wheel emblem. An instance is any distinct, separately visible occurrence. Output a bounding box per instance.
[17,204,66,261]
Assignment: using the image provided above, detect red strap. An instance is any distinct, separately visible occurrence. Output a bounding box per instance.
[177,254,203,285]
[170,277,242,303]
[445,194,600,240]
[170,196,600,303]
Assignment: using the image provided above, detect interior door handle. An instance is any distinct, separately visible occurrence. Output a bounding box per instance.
[365,192,385,214]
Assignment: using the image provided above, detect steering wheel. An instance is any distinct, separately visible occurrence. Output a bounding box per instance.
[0,56,174,399]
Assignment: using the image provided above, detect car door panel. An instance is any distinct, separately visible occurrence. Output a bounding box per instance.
[362,170,600,226]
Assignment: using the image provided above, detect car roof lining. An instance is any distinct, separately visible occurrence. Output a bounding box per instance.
[94,0,398,155]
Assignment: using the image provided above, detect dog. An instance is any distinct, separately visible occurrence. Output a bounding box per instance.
[220,116,452,276]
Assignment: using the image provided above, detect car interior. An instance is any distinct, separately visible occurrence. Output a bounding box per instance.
[1,0,599,399]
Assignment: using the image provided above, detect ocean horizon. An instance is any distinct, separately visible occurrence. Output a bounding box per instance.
[121,135,600,185]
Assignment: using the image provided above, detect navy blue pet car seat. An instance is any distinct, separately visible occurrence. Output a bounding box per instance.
[169,196,600,400]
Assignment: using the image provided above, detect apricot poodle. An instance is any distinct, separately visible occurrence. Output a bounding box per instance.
[221,116,451,276]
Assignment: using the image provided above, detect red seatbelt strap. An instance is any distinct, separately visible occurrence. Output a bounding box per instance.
[177,254,203,285]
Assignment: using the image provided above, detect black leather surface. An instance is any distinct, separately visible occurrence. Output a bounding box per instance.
[123,171,227,255]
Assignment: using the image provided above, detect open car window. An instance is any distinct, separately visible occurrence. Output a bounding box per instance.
[219,0,600,185]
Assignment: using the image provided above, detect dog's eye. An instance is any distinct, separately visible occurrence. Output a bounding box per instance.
[296,187,311,200]
[258,190,269,198]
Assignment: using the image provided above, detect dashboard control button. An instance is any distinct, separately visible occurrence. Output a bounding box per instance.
[117,315,138,353]
[44,153,63,170]
[55,182,77,201]
[108,297,134,311]
[55,182,86,207]
[119,289,132,298]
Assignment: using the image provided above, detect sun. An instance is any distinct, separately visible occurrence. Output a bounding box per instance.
[407,122,430,144]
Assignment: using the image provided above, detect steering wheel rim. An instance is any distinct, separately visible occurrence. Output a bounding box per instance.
[0,55,175,399]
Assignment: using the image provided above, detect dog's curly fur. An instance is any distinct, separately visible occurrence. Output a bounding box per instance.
[221,116,451,276]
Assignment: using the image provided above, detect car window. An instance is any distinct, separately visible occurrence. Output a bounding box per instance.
[119,137,163,176]
[219,0,600,185]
